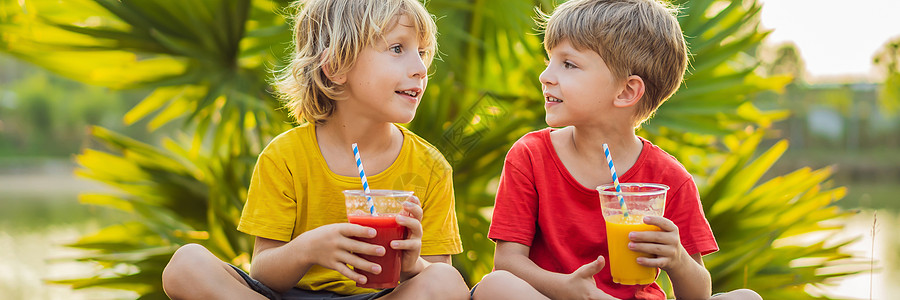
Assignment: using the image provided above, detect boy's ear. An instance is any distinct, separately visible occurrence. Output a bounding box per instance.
[321,51,346,85]
[613,75,645,108]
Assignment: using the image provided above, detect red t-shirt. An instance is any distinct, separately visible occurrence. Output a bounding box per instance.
[488,128,718,300]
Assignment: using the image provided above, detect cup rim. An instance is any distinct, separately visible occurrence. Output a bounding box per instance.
[596,183,669,196]
[342,189,415,197]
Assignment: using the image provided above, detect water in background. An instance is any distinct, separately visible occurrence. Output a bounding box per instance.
[813,210,900,299]
[0,160,135,299]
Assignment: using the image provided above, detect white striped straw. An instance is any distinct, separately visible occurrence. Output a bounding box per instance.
[602,143,628,218]
[352,143,376,215]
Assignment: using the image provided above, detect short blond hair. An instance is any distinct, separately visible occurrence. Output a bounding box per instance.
[275,0,438,125]
[540,0,687,126]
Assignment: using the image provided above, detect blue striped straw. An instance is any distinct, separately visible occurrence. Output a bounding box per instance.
[602,143,628,218]
[352,143,376,215]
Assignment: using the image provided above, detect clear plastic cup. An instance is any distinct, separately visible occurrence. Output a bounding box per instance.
[597,183,668,285]
[343,189,413,289]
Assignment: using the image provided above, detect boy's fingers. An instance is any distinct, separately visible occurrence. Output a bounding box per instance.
[341,239,385,257]
[629,230,678,246]
[636,256,668,268]
[406,195,421,206]
[339,223,377,238]
[642,216,677,232]
[338,251,383,275]
[331,262,368,284]
[572,256,605,278]
[389,239,421,250]
[628,231,661,243]
[401,199,423,221]
[629,241,676,258]
[396,215,424,239]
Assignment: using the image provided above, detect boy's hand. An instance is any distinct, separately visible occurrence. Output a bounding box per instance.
[293,223,385,285]
[563,256,618,300]
[628,216,692,272]
[391,196,424,276]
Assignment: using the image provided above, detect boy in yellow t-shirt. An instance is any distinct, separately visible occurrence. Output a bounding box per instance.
[160,0,468,299]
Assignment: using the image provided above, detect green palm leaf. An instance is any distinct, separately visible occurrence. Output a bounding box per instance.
[0,0,289,154]
[694,130,863,297]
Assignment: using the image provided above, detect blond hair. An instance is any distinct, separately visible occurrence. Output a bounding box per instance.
[540,0,688,126]
[275,0,437,125]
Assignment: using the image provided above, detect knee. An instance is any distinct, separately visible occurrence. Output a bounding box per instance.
[424,263,468,287]
[732,289,762,300]
[162,244,214,292]
[478,270,518,287]
[165,244,212,275]
[418,263,468,299]
[473,270,524,298]
[711,289,762,300]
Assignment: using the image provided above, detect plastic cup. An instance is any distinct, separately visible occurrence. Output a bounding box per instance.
[343,189,412,289]
[597,183,668,285]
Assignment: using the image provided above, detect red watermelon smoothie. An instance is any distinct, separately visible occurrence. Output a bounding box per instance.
[347,214,407,289]
[343,190,413,289]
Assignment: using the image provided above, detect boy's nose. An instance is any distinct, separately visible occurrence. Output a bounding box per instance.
[539,67,556,85]
[409,55,427,79]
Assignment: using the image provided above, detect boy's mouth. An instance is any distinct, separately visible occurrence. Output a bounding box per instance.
[396,89,421,98]
[545,96,563,103]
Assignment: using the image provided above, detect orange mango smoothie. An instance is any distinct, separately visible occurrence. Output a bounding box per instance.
[605,214,661,285]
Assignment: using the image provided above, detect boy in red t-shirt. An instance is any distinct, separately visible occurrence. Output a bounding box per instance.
[471,0,761,299]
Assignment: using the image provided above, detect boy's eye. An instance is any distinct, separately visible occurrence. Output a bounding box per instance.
[390,45,403,54]
[418,50,428,58]
[564,61,576,69]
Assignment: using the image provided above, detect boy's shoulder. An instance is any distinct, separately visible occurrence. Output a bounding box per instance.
[509,128,553,154]
[500,127,556,165]
[259,123,313,157]
[397,125,451,170]
[632,136,692,182]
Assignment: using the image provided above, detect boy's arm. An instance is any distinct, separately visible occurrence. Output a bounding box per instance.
[494,241,617,300]
[422,255,450,264]
[249,224,384,293]
[667,253,712,300]
[395,255,450,283]
[248,237,304,292]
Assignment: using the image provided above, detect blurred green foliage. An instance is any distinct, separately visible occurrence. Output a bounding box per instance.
[0,0,866,298]
[875,37,900,116]
[0,58,145,156]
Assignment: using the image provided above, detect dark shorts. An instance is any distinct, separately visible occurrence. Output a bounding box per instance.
[229,264,394,300]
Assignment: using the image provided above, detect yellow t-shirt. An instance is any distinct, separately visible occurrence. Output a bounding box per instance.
[237,123,462,295]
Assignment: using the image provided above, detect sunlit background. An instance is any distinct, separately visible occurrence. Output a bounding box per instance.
[758,1,899,298]
[2,0,898,299]
[760,0,900,80]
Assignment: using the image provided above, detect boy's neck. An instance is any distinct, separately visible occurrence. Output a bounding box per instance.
[317,114,399,153]
[550,125,643,190]
[569,125,641,157]
[314,112,404,178]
